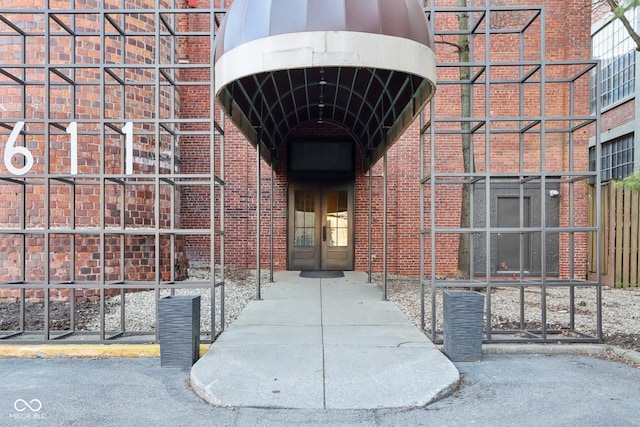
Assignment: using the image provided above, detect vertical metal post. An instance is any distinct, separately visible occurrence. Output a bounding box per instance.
[270,162,274,283]
[430,118,437,340]
[256,145,261,300]
[44,6,51,341]
[569,80,576,330]
[382,148,388,301]
[484,5,493,342]
[368,165,373,283]
[98,8,107,342]
[220,107,226,334]
[595,61,603,341]
[211,18,218,337]
[217,6,228,337]
[120,8,128,342]
[419,109,425,330]
[428,0,437,338]
[69,9,78,333]
[18,16,27,336]
[539,6,548,341]
[518,16,526,329]
[20,183,26,333]
[153,5,162,340]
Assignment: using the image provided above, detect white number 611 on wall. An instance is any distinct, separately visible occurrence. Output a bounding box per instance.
[3,121,133,176]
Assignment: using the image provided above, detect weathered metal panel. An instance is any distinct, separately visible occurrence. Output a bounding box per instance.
[159,296,201,368]
[443,291,484,362]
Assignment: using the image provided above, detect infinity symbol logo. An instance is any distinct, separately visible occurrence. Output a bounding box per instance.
[14,399,42,412]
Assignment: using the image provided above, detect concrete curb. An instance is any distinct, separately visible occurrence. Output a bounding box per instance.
[482,343,640,365]
[0,344,211,359]
[1,342,638,367]
[609,346,640,365]
[482,343,608,356]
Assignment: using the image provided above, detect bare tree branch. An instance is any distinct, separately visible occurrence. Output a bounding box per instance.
[606,0,640,50]
[434,35,462,51]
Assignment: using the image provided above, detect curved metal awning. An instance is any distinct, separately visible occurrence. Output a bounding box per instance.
[214,0,437,169]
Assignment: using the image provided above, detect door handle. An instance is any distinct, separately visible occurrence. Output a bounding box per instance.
[323,226,327,241]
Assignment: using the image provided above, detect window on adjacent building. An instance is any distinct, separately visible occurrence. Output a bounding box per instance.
[590,133,635,183]
[591,6,637,111]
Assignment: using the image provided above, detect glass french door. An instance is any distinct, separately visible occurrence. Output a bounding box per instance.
[288,183,354,271]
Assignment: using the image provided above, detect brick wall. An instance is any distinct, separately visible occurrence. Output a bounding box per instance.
[0,0,594,304]
[0,0,183,301]
[177,0,593,279]
[601,100,635,132]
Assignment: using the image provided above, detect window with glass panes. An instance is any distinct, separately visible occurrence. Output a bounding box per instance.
[590,134,635,182]
[591,6,637,110]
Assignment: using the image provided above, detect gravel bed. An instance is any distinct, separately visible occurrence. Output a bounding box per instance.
[2,268,638,353]
[91,269,639,352]
[377,273,640,352]
[82,268,272,336]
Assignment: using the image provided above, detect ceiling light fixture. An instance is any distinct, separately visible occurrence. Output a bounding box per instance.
[318,68,326,124]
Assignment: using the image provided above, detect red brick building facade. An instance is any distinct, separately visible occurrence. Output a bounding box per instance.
[193,0,594,279]
[0,0,595,305]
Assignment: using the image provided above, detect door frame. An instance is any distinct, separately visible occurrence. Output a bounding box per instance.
[471,180,561,276]
[287,181,355,271]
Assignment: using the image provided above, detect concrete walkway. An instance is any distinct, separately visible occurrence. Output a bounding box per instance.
[190,271,459,409]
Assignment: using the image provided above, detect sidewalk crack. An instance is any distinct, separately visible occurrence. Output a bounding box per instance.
[320,279,327,409]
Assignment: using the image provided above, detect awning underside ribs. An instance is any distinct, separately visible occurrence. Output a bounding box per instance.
[217,66,432,168]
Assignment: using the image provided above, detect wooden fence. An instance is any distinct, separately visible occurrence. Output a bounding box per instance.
[589,182,640,288]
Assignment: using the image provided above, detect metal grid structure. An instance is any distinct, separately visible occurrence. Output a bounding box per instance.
[420,4,602,343]
[0,1,603,346]
[0,0,227,343]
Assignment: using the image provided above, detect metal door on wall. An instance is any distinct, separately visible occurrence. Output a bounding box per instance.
[288,183,354,271]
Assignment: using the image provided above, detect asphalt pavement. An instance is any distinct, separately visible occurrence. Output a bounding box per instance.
[2,270,640,425]
[1,351,640,426]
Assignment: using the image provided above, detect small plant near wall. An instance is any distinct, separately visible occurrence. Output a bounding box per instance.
[175,255,190,281]
[616,170,640,192]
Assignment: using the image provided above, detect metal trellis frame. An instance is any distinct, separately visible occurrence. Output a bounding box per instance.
[0,0,227,344]
[419,3,602,344]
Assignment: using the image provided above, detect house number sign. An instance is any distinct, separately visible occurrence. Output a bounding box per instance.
[4,121,134,176]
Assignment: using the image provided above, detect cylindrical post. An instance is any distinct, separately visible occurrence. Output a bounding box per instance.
[270,162,274,283]
[256,145,261,300]
[383,149,388,301]
[368,165,373,283]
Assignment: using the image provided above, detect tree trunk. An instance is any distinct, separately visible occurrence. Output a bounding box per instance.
[457,0,474,279]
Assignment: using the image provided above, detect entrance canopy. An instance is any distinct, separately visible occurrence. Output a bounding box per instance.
[214,0,437,169]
